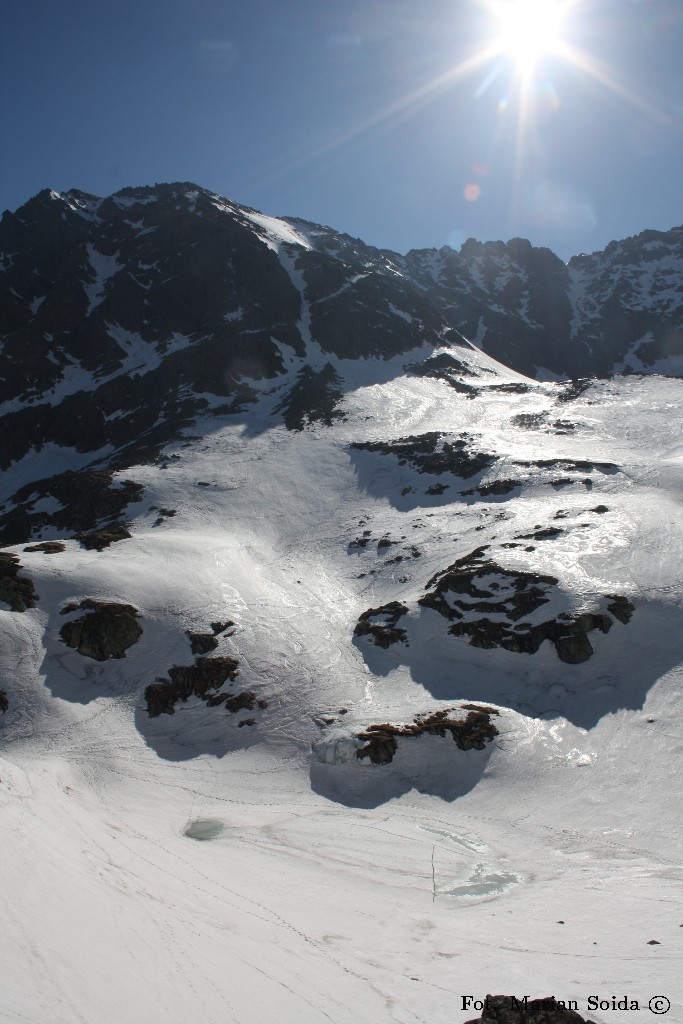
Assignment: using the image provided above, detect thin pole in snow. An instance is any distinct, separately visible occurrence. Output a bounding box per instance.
[431,845,436,903]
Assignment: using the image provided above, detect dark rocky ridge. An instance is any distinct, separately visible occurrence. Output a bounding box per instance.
[398,231,683,378]
[1,188,680,428]
[0,184,456,543]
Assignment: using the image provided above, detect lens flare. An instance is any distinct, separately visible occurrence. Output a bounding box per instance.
[239,0,675,202]
[492,0,568,74]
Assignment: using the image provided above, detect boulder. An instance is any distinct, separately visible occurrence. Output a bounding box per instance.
[186,631,220,654]
[59,600,142,660]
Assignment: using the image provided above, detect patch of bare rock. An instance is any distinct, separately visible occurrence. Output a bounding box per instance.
[275,362,344,430]
[418,546,634,663]
[0,553,39,611]
[186,631,220,654]
[352,432,496,479]
[59,600,142,660]
[75,522,132,550]
[145,656,241,716]
[145,625,267,720]
[356,706,499,765]
[354,601,409,647]
[0,470,143,547]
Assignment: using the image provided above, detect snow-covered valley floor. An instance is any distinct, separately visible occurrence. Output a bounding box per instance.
[1,351,681,1024]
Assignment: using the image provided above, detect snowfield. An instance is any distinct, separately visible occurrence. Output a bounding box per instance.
[1,346,681,1024]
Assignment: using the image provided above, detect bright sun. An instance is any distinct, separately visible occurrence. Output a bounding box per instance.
[492,0,568,73]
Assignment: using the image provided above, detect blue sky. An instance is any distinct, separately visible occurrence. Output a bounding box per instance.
[2,0,682,261]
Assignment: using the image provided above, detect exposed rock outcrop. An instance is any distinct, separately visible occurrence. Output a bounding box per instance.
[352,432,496,479]
[356,706,499,765]
[607,594,635,624]
[59,600,142,660]
[354,601,409,648]
[0,553,39,611]
[210,620,235,635]
[23,541,66,553]
[418,547,633,664]
[448,611,613,664]
[145,656,240,716]
[275,362,344,430]
[419,546,557,623]
[75,522,132,550]
[0,470,143,547]
[461,479,522,497]
[186,631,220,655]
[408,351,480,381]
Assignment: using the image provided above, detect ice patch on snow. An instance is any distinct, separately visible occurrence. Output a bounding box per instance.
[184,819,226,841]
[442,863,521,900]
[418,823,489,856]
[312,729,361,764]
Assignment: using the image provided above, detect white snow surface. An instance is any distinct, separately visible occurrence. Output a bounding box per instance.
[210,196,312,253]
[1,361,682,1024]
[242,210,312,252]
[83,244,123,314]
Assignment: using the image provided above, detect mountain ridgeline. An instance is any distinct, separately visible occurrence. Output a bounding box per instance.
[2,184,682,391]
[0,181,681,505]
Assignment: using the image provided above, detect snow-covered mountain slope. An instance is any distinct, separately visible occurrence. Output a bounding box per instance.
[1,332,681,1023]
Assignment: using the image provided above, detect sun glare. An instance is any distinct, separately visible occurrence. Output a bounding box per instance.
[492,0,567,74]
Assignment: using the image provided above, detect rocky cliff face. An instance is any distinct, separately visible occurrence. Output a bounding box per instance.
[399,229,683,378]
